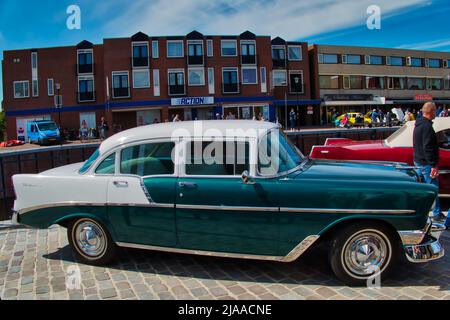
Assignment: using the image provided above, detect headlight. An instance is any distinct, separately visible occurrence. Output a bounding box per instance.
[40,132,47,137]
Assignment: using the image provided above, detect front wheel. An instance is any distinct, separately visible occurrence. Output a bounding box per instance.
[328,222,399,286]
[67,218,117,265]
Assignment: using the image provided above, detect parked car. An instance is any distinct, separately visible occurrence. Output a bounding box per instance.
[12,120,445,286]
[27,120,61,145]
[310,118,450,197]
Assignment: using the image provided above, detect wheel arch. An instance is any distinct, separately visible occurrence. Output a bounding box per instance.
[54,214,118,241]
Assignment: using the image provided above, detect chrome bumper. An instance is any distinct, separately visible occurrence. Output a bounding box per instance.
[401,220,446,263]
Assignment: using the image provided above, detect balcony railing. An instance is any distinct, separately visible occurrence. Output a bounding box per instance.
[222,83,239,94]
[77,63,94,74]
[77,91,96,102]
[113,87,130,98]
[272,59,287,69]
[169,85,185,95]
[132,57,149,68]
[241,54,257,65]
[187,55,204,66]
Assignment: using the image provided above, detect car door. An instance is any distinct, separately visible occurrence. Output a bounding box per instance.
[175,138,279,256]
[105,141,178,247]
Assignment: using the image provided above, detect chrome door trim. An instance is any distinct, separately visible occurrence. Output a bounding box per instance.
[279,208,415,215]
[175,204,278,212]
[438,194,450,198]
[116,235,320,263]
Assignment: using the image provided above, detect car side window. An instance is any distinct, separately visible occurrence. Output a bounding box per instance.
[95,153,116,175]
[120,142,175,176]
[185,140,249,176]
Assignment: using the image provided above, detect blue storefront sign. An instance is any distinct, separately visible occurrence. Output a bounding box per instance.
[171,96,214,106]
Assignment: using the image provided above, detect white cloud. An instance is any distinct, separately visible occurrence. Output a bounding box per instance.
[397,39,450,50]
[103,0,428,40]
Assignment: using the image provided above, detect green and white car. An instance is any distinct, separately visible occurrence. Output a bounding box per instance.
[12,120,445,286]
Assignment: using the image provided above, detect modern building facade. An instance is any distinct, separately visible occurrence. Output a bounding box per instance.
[2,30,318,140]
[309,44,450,124]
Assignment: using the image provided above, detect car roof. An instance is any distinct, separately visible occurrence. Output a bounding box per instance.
[99,120,279,154]
[31,120,55,124]
[386,117,450,147]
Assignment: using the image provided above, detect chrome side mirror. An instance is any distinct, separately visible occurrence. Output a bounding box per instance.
[241,170,255,185]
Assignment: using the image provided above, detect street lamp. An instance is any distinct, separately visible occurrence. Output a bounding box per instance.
[294,76,300,128]
[54,83,63,146]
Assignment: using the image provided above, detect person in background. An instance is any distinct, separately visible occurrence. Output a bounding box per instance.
[100,117,109,141]
[370,109,378,126]
[413,102,449,228]
[173,114,181,122]
[436,105,443,117]
[80,120,88,143]
[385,110,393,127]
[416,109,423,120]
[289,108,297,131]
[403,111,411,123]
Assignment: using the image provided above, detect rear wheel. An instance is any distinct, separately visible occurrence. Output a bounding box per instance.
[328,222,399,286]
[67,218,116,265]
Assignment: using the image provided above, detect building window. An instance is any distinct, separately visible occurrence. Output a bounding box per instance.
[31,52,38,97]
[77,50,93,74]
[207,39,213,57]
[222,68,239,93]
[272,46,286,68]
[78,76,95,102]
[344,54,361,64]
[221,40,237,56]
[168,69,185,95]
[112,71,130,98]
[427,78,442,90]
[14,81,30,98]
[167,40,184,58]
[132,42,149,67]
[208,68,215,94]
[288,46,302,61]
[188,68,205,86]
[387,77,406,90]
[31,52,38,69]
[188,40,204,65]
[289,71,304,93]
[260,67,267,93]
[272,70,287,86]
[319,75,339,89]
[153,69,160,96]
[409,57,423,67]
[445,78,450,90]
[241,41,256,64]
[407,77,425,90]
[388,56,403,66]
[133,69,150,88]
[343,75,364,89]
[32,80,38,97]
[152,40,159,59]
[427,59,441,68]
[47,79,54,96]
[321,54,338,64]
[241,67,257,85]
[366,76,385,89]
[369,55,383,65]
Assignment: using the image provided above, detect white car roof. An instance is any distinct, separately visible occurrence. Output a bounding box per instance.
[99,120,278,154]
[386,117,450,147]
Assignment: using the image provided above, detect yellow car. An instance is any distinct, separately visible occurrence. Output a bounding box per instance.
[336,112,372,126]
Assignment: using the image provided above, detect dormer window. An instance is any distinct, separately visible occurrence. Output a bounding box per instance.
[187,40,204,65]
[77,50,93,74]
[241,41,256,65]
[272,46,286,68]
[132,42,149,68]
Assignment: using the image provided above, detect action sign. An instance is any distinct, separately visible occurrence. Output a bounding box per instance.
[171,96,214,106]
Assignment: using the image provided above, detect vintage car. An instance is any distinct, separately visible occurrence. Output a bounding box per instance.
[12,120,445,286]
[336,112,372,127]
[310,117,450,197]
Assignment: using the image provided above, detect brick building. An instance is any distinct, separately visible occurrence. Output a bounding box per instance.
[2,30,319,140]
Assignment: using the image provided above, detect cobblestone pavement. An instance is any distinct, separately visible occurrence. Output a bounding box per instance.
[0,226,449,300]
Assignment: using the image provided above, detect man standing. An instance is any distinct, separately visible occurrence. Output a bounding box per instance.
[289,108,297,130]
[413,102,448,226]
[100,117,109,140]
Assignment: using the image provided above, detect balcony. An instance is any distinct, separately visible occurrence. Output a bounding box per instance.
[113,87,130,98]
[222,83,239,94]
[169,85,185,96]
[272,59,286,69]
[77,63,94,74]
[241,54,257,65]
[132,57,149,68]
[188,55,204,66]
[77,91,95,103]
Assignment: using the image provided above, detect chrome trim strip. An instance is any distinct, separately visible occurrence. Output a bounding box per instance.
[280,208,415,215]
[176,204,278,212]
[438,194,450,198]
[116,235,320,262]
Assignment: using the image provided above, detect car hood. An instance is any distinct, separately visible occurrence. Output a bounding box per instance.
[40,162,84,176]
[294,159,416,182]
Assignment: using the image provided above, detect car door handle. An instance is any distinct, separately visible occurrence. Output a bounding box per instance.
[178,182,198,189]
[113,181,129,188]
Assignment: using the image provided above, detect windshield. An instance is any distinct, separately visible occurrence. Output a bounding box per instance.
[79,149,100,174]
[37,122,58,131]
[258,130,305,176]
[385,123,408,145]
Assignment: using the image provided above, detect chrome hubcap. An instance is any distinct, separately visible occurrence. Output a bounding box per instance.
[75,221,106,257]
[344,232,388,276]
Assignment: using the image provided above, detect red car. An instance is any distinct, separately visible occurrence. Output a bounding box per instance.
[310,118,450,196]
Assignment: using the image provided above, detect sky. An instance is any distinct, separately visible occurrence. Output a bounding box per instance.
[1,0,450,108]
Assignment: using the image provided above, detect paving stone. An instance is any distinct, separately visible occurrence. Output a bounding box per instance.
[120,289,136,299]
[2,288,18,298]
[99,288,117,299]
[36,286,50,295]
[95,273,110,281]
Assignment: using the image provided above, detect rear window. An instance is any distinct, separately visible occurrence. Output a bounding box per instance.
[79,149,100,174]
